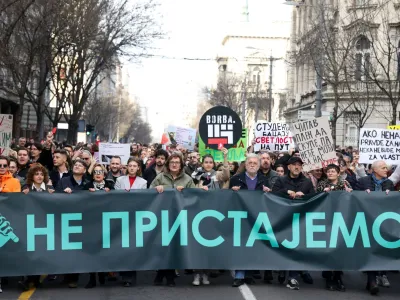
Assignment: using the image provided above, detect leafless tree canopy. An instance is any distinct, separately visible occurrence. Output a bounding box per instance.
[292,0,400,145]
[0,0,162,142]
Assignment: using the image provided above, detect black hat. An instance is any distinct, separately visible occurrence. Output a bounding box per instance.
[287,156,303,165]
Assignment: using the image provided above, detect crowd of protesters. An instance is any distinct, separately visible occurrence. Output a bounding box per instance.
[0,135,398,296]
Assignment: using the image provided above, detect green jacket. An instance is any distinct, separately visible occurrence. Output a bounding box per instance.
[150,171,195,189]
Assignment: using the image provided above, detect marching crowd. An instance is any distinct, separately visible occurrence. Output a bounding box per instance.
[0,133,399,296]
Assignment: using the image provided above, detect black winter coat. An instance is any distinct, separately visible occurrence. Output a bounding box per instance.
[229,172,267,190]
[143,164,159,188]
[355,175,395,191]
[272,173,314,195]
[56,176,87,192]
[49,170,72,189]
[343,170,357,190]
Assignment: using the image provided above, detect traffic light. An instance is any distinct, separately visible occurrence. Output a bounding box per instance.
[86,124,95,135]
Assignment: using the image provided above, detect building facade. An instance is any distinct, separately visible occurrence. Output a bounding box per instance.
[285,0,400,147]
[215,22,291,134]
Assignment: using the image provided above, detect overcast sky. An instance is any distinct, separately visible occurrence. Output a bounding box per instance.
[127,0,292,141]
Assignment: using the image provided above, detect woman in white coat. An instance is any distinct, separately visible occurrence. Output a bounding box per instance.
[115,157,147,190]
[114,157,147,287]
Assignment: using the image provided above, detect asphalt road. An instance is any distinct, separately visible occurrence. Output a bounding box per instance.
[2,271,400,300]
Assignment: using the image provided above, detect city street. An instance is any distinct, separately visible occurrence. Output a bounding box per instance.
[2,271,400,300]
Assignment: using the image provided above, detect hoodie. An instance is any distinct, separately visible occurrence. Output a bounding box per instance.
[0,172,21,192]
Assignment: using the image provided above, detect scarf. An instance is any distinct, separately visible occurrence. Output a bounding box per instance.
[93,180,106,191]
[192,167,217,188]
[371,173,387,191]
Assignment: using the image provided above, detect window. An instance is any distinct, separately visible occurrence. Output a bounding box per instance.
[355,0,366,6]
[344,112,360,146]
[355,35,371,81]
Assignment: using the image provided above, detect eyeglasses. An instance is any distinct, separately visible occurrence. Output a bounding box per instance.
[169,161,181,165]
[93,170,104,175]
[0,164,8,168]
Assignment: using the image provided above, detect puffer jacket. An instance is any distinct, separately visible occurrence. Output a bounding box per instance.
[0,172,21,192]
[150,171,195,189]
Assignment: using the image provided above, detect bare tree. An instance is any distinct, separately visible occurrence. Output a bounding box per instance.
[0,0,57,138]
[122,107,152,144]
[47,0,163,143]
[203,75,245,115]
[295,1,359,145]
[364,1,400,125]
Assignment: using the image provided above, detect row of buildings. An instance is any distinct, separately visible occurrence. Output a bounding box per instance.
[213,0,400,147]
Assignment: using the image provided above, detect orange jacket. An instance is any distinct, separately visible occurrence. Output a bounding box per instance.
[0,172,21,192]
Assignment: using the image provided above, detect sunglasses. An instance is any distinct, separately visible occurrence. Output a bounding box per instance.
[93,170,104,175]
[0,164,8,168]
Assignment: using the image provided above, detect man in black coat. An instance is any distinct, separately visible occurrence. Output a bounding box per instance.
[258,152,279,190]
[273,157,314,197]
[143,149,169,188]
[272,156,314,290]
[355,160,394,295]
[55,159,88,288]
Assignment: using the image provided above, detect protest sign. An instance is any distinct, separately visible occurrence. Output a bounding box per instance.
[359,128,400,164]
[199,129,248,162]
[387,125,400,130]
[99,143,130,165]
[199,106,242,150]
[291,117,336,172]
[0,114,13,156]
[254,121,294,152]
[166,125,196,150]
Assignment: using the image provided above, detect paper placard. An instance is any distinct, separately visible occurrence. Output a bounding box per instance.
[0,115,13,156]
[99,143,130,165]
[359,128,400,164]
[254,121,294,152]
[166,125,196,151]
[291,117,337,172]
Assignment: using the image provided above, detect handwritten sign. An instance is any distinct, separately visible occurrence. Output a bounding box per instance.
[199,129,247,162]
[254,121,294,152]
[0,115,13,156]
[359,128,400,164]
[291,117,336,172]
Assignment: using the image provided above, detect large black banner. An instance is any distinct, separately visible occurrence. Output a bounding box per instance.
[0,190,399,276]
